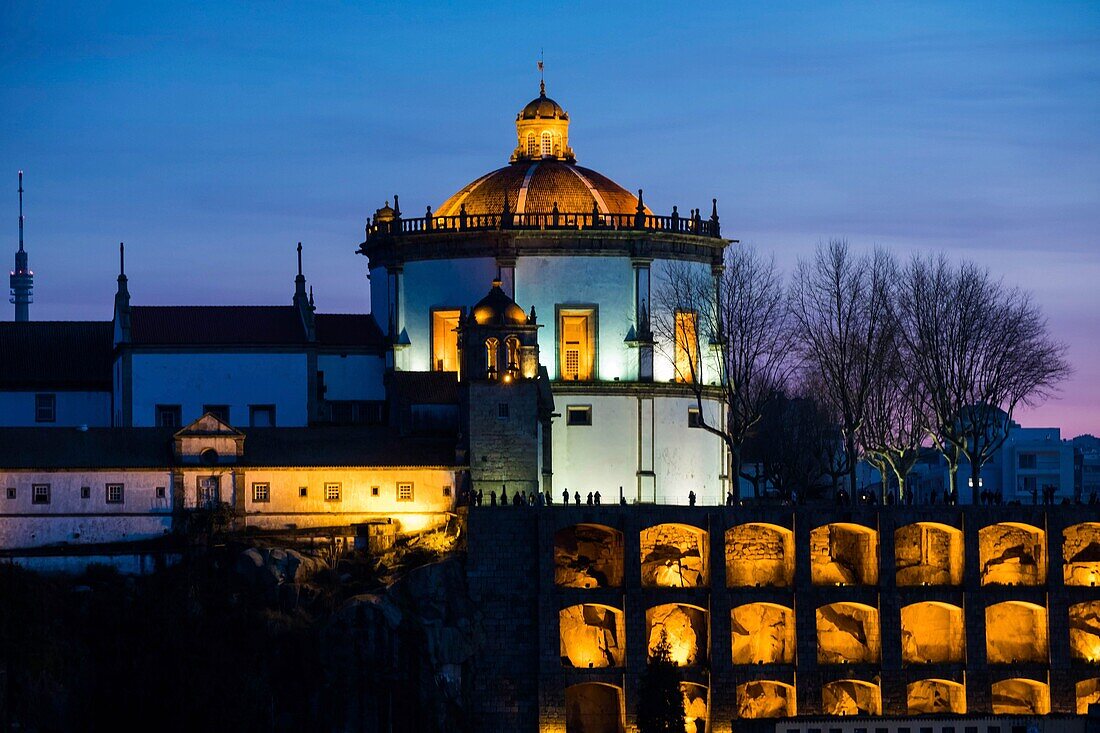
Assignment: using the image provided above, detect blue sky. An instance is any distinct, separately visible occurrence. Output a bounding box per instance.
[2,1,1098,433]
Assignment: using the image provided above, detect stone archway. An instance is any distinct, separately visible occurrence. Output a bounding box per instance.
[810,523,878,585]
[895,522,964,585]
[900,601,965,664]
[554,524,623,588]
[979,522,1046,585]
[725,523,794,587]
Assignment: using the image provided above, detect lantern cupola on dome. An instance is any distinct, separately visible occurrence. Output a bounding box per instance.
[512,82,574,163]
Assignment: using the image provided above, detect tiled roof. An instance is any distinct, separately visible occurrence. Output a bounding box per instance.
[130,306,306,346]
[315,313,385,350]
[0,427,459,469]
[0,321,113,390]
[388,371,460,404]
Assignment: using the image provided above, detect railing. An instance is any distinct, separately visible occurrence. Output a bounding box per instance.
[366,209,722,240]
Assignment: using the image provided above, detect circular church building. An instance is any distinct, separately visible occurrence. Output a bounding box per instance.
[360,87,731,504]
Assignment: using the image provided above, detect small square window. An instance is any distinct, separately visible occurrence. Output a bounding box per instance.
[498,403,510,419]
[688,407,702,428]
[397,482,413,502]
[965,728,978,733]
[156,486,166,499]
[298,486,308,498]
[566,405,592,426]
[920,727,934,733]
[987,727,1001,733]
[5,487,14,500]
[943,727,955,733]
[854,728,867,733]
[249,404,276,427]
[35,393,56,423]
[371,486,380,497]
[252,483,270,503]
[324,483,341,502]
[32,484,50,505]
[80,486,91,499]
[106,483,124,504]
[203,404,230,423]
[155,404,182,428]
[876,728,890,733]
[808,728,822,733]
[830,728,843,733]
[899,728,911,733]
[443,486,452,497]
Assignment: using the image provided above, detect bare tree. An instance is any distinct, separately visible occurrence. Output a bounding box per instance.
[790,240,897,496]
[860,342,927,502]
[742,388,833,501]
[896,254,1071,502]
[652,246,793,498]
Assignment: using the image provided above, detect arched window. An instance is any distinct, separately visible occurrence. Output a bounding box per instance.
[505,336,520,374]
[526,133,537,157]
[485,337,499,378]
[541,131,552,157]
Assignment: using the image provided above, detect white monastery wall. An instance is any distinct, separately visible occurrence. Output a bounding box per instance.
[0,390,112,427]
[318,353,386,401]
[649,258,716,384]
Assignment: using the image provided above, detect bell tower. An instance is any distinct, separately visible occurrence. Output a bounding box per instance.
[459,280,554,497]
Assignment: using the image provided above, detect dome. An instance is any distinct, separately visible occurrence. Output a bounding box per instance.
[437,159,651,217]
[471,280,527,326]
[519,86,567,121]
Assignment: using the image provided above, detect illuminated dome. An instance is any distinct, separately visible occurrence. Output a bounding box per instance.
[436,85,651,218]
[471,280,527,326]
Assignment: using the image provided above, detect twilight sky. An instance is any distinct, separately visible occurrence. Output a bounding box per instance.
[2,2,1098,435]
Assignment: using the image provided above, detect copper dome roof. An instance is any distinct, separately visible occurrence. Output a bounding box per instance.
[471,280,527,326]
[519,90,567,120]
[436,159,651,217]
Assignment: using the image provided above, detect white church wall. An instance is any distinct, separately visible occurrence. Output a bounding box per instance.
[0,390,112,427]
[129,352,309,426]
[318,353,386,401]
[649,257,717,384]
[652,395,724,505]
[516,255,634,381]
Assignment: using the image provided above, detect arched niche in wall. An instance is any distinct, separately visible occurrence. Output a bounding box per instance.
[726,523,794,587]
[731,602,796,664]
[822,679,882,716]
[900,601,966,664]
[681,683,708,733]
[640,523,709,588]
[907,679,967,715]
[736,680,796,719]
[895,522,964,586]
[991,678,1050,715]
[985,601,1048,664]
[979,522,1046,586]
[810,523,879,585]
[646,603,709,667]
[1077,678,1100,715]
[1064,523,1100,586]
[816,602,881,664]
[559,604,626,668]
[554,524,624,588]
[1069,601,1100,663]
[565,682,625,733]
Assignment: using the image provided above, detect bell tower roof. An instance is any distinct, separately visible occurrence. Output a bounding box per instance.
[512,84,574,163]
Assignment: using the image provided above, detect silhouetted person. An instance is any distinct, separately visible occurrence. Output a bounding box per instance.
[490,490,497,506]
[545,490,553,505]
[594,491,601,505]
[563,489,569,505]
[586,492,593,506]
[688,490,696,507]
[574,491,581,506]
[500,487,508,506]
[620,494,627,505]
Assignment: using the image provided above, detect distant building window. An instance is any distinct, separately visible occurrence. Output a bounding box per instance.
[397,482,413,502]
[443,486,452,497]
[371,486,380,497]
[197,476,219,506]
[105,483,124,504]
[80,486,91,499]
[298,486,308,498]
[431,309,462,372]
[252,483,270,503]
[203,404,230,423]
[5,487,14,500]
[498,403,510,419]
[688,407,702,428]
[1019,453,1037,469]
[324,483,341,502]
[156,404,182,428]
[567,405,592,426]
[943,727,955,733]
[156,486,166,499]
[32,484,50,505]
[249,404,276,427]
[35,393,56,423]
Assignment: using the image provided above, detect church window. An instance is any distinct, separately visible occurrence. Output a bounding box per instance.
[34,393,55,423]
[106,483,124,504]
[541,131,552,157]
[32,484,50,505]
[485,337,500,378]
[505,336,520,374]
[527,133,537,157]
[252,483,270,503]
[674,310,699,383]
[249,404,276,427]
[156,404,181,428]
[203,404,230,423]
[397,482,414,502]
[371,486,379,497]
[431,308,462,372]
[324,482,341,502]
[567,405,592,426]
[688,407,702,428]
[558,307,596,381]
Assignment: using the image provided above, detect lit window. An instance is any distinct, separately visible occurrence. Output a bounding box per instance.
[431,309,462,372]
[505,336,520,375]
[527,133,537,157]
[203,404,230,423]
[298,486,308,498]
[559,308,595,381]
[80,486,91,499]
[688,407,702,428]
[325,483,341,502]
[249,404,276,427]
[567,405,592,426]
[485,337,499,378]
[674,310,699,383]
[397,482,414,502]
[35,393,56,423]
[443,486,452,497]
[106,483,124,504]
[541,131,552,157]
[370,486,380,497]
[252,483,270,503]
[197,477,218,506]
[32,484,50,505]
[156,404,181,428]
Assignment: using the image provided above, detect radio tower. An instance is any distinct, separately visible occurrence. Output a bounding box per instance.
[10,171,32,321]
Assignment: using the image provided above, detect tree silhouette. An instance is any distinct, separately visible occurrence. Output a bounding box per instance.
[637,629,685,733]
